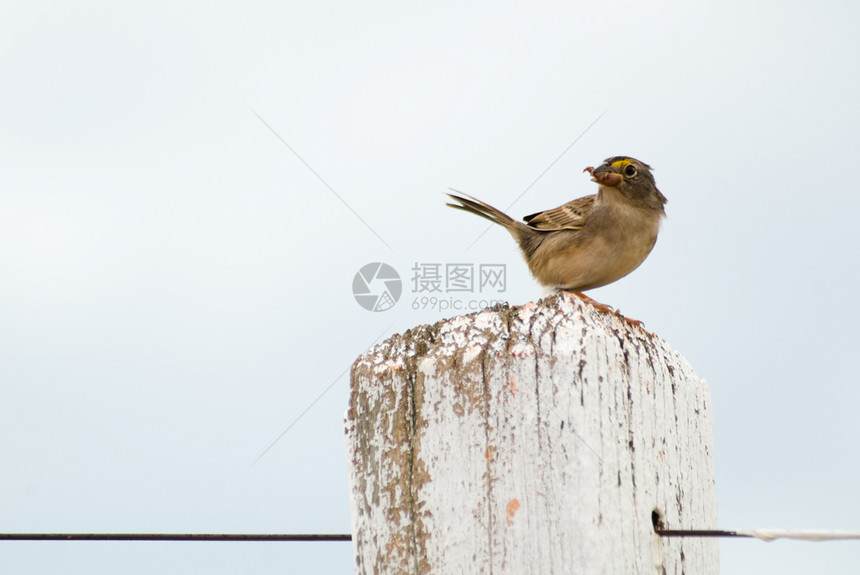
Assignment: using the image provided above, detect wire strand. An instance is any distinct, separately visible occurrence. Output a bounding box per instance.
[656,529,860,542]
[0,533,352,542]
[5,529,860,543]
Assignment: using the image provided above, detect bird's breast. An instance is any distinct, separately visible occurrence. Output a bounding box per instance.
[528,202,662,291]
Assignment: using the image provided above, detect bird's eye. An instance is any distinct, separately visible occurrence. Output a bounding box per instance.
[624,164,637,177]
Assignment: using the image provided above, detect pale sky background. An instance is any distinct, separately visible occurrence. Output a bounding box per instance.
[2,1,860,573]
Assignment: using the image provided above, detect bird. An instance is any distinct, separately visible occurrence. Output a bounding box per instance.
[447,156,667,322]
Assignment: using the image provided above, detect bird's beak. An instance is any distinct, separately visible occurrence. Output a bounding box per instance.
[584,164,623,187]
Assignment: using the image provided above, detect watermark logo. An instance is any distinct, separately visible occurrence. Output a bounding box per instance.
[353,262,402,312]
[353,262,508,312]
[411,263,506,293]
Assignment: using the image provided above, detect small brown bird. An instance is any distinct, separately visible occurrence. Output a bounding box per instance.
[447,156,666,315]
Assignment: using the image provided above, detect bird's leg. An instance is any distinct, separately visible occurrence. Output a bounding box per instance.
[572,291,615,314]
[571,292,646,331]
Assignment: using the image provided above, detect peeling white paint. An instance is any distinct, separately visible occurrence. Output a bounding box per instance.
[346,293,718,574]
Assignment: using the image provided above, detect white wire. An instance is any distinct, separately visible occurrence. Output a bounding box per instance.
[739,530,860,542]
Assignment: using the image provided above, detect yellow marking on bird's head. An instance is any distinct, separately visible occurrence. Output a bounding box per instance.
[610,158,635,169]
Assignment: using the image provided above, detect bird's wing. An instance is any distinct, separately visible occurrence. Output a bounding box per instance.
[522,195,594,230]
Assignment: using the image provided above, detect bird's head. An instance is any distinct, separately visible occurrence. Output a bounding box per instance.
[583,156,666,209]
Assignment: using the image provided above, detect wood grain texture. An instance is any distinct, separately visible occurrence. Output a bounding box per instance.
[346,292,717,574]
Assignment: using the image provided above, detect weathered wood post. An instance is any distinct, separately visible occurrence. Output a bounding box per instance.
[346,293,718,574]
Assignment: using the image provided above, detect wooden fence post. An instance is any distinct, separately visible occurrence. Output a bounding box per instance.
[345,293,718,574]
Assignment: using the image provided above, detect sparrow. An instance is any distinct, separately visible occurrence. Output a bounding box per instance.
[447,156,666,320]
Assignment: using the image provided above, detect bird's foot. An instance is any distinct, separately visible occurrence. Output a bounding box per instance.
[572,291,615,314]
[570,292,647,332]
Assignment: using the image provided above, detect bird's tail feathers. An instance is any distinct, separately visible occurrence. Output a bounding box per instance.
[446,190,518,230]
